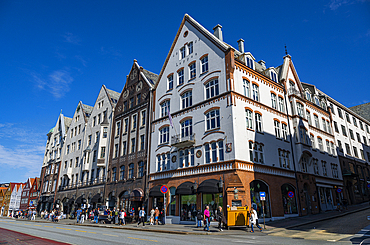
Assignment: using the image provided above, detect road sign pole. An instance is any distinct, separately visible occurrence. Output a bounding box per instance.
[164,193,166,225]
[262,200,265,229]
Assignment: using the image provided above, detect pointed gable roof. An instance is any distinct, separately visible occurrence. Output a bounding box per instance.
[154,14,230,90]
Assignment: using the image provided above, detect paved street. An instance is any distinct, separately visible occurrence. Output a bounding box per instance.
[0,216,367,245]
[1,204,370,245]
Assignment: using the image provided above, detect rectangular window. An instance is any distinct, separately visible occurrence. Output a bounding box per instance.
[353,146,358,157]
[161,101,170,117]
[168,74,173,90]
[218,141,224,161]
[278,97,285,113]
[181,91,192,109]
[337,140,343,152]
[334,121,339,132]
[326,140,331,154]
[205,144,210,164]
[132,114,137,130]
[346,113,351,123]
[211,142,217,163]
[349,129,354,140]
[297,103,304,117]
[271,93,277,109]
[189,62,196,79]
[274,121,280,138]
[363,136,367,145]
[353,117,357,127]
[130,97,135,108]
[188,42,193,55]
[341,125,347,136]
[88,135,92,145]
[360,121,364,130]
[338,108,343,118]
[103,127,108,138]
[345,143,351,155]
[78,140,81,150]
[141,110,146,127]
[114,144,119,158]
[246,110,253,130]
[205,79,219,99]
[137,94,141,104]
[306,111,312,125]
[100,147,106,158]
[131,138,136,153]
[361,149,365,159]
[318,138,323,151]
[180,47,185,59]
[140,135,145,151]
[116,121,121,136]
[330,142,335,156]
[255,113,262,132]
[160,127,169,144]
[357,132,361,142]
[201,56,208,73]
[322,119,327,132]
[206,110,220,130]
[178,69,184,85]
[314,115,320,129]
[252,84,259,101]
[124,118,128,133]
[322,161,327,176]
[122,141,127,156]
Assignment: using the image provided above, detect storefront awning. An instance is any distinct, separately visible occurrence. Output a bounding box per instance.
[197,179,221,194]
[175,182,194,195]
[149,185,163,197]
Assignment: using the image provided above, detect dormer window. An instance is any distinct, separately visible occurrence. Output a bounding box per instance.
[314,96,320,106]
[246,57,254,69]
[305,91,311,102]
[270,71,277,82]
[321,101,327,110]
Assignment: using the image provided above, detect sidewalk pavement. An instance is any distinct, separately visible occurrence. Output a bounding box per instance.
[2,202,369,236]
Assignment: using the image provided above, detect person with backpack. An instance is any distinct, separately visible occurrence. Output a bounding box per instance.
[137,207,145,226]
[114,208,119,225]
[196,209,203,228]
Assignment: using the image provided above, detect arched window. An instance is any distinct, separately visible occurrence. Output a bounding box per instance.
[246,110,253,129]
[255,113,262,132]
[112,167,117,181]
[252,84,259,101]
[271,93,277,109]
[205,79,219,99]
[281,184,298,215]
[250,180,271,218]
[243,79,250,97]
[206,109,220,130]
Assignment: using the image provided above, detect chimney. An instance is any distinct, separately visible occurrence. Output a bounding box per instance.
[258,60,266,69]
[213,24,223,41]
[237,39,244,53]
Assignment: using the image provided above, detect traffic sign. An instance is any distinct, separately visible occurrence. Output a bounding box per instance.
[160,185,168,194]
[260,191,266,201]
[367,184,370,188]
[336,188,343,193]
[288,191,294,198]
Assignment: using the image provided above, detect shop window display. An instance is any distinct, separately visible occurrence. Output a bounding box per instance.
[281,184,298,214]
[202,193,223,221]
[180,194,196,221]
[250,180,271,218]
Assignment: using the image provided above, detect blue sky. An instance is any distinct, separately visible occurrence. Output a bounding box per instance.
[0,0,369,183]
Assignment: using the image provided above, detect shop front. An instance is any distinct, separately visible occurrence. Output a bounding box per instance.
[281,183,298,216]
[317,184,334,211]
[250,180,271,219]
[176,182,196,222]
[198,179,223,222]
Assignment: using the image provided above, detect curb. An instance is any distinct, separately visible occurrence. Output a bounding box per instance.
[282,206,370,229]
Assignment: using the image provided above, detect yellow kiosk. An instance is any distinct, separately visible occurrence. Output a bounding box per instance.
[226,206,249,229]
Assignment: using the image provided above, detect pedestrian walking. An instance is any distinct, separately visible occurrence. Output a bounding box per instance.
[216,206,223,231]
[154,207,159,225]
[76,208,82,223]
[204,206,210,232]
[137,207,145,226]
[150,208,155,225]
[119,209,126,225]
[196,210,203,228]
[31,210,36,220]
[80,209,85,224]
[94,208,99,224]
[249,206,262,232]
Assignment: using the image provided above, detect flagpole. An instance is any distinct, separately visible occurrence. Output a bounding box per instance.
[168,106,178,136]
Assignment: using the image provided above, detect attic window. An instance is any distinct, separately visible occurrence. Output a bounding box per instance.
[183,31,188,37]
[246,57,254,69]
[305,91,311,101]
[270,71,277,82]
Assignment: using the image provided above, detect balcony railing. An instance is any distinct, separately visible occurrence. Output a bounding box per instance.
[171,133,196,148]
[58,178,106,191]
